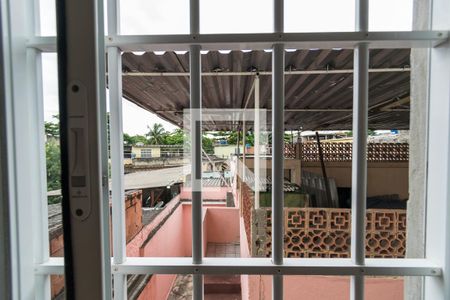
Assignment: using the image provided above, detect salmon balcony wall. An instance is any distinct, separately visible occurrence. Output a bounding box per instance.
[126,195,184,257]
[180,186,230,201]
[126,196,187,300]
[205,207,240,244]
[125,186,241,300]
[244,276,403,300]
[239,215,251,300]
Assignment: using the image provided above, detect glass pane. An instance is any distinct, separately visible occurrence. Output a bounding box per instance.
[120,0,189,35]
[200,0,272,34]
[369,0,413,31]
[43,52,62,256]
[43,53,65,299]
[285,0,355,32]
[39,0,56,36]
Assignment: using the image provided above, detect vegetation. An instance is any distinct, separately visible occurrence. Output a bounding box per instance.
[45,121,59,138]
[124,123,214,153]
[123,133,149,145]
[45,118,62,204]
[146,123,167,145]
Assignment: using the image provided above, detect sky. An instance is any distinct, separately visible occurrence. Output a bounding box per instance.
[40,0,413,135]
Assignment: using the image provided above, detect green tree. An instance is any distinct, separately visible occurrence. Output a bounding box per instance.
[164,128,185,145]
[46,140,61,192]
[123,133,134,145]
[146,123,167,145]
[202,136,214,154]
[45,116,60,138]
[123,133,149,145]
[226,131,239,145]
[266,132,291,144]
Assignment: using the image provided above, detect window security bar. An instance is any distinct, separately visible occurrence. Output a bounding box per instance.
[27,31,448,52]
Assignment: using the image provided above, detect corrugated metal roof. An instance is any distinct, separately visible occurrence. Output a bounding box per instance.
[121,49,411,130]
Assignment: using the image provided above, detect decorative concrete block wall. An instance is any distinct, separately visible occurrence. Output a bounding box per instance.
[260,208,406,258]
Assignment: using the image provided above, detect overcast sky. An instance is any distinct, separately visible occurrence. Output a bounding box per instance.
[40,0,413,135]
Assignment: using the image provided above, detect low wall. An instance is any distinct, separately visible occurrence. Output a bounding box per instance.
[256,208,406,258]
[128,196,238,300]
[180,186,230,201]
[49,190,143,299]
[125,190,143,242]
[50,234,64,298]
[129,197,186,300]
[238,195,405,300]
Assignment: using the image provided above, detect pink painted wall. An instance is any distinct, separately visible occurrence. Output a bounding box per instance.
[205,207,240,243]
[182,204,193,256]
[180,186,230,200]
[130,191,398,300]
[240,216,251,300]
[140,203,186,257]
[246,275,403,300]
[137,275,176,300]
[127,197,187,300]
[126,196,182,257]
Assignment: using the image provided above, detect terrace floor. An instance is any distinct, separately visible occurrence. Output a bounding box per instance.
[206,242,240,258]
[167,243,242,300]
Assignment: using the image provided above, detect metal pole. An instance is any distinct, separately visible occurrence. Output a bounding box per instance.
[272,42,285,267]
[190,0,203,297]
[272,0,284,298]
[315,132,332,207]
[254,75,261,209]
[351,0,369,297]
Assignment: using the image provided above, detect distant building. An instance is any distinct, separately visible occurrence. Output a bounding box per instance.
[131,144,185,159]
[214,144,243,158]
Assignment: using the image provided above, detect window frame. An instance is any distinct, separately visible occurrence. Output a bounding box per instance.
[1,0,449,299]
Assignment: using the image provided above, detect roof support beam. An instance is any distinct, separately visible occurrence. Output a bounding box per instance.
[119,67,411,77]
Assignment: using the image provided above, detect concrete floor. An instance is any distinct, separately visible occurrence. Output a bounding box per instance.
[167,243,242,300]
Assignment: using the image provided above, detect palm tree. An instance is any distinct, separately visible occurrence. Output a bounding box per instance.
[146,123,167,145]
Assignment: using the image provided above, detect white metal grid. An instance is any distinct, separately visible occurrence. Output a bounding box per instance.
[0,0,447,298]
